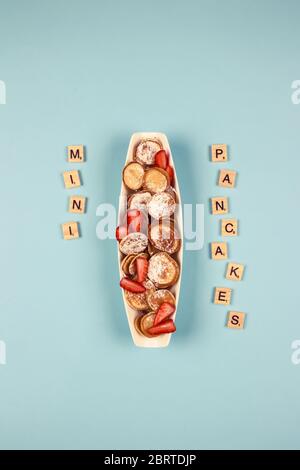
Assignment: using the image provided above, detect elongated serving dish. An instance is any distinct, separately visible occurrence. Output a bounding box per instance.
[117,132,183,348]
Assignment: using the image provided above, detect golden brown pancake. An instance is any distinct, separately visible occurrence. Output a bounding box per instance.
[143,167,169,193]
[148,252,180,288]
[134,139,162,166]
[140,312,157,337]
[122,162,144,190]
[121,254,136,275]
[148,221,181,254]
[148,192,176,220]
[134,314,144,335]
[119,232,148,255]
[146,289,176,312]
[128,253,149,276]
[124,290,149,310]
[128,191,152,212]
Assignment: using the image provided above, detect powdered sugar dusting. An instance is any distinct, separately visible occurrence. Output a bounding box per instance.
[154,290,174,300]
[147,289,176,311]
[119,232,148,255]
[148,252,178,286]
[125,290,148,310]
[148,192,175,219]
[128,191,152,212]
[135,140,161,165]
[149,222,180,254]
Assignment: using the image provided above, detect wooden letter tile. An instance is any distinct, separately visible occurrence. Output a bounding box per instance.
[61,222,79,240]
[211,144,228,162]
[226,262,245,281]
[218,169,236,188]
[221,218,238,237]
[69,196,86,214]
[211,242,228,260]
[211,197,229,215]
[63,170,81,189]
[67,145,84,162]
[214,287,232,305]
[227,311,246,329]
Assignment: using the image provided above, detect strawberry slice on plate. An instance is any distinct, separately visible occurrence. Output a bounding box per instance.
[136,257,148,283]
[116,225,128,241]
[147,319,176,335]
[166,165,174,185]
[154,302,176,326]
[120,277,146,293]
[127,209,141,225]
[155,150,169,170]
[127,209,145,233]
[128,217,141,233]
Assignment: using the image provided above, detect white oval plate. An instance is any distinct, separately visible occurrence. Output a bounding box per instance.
[118,132,183,348]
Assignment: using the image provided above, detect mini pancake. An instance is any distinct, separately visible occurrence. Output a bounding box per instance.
[143,167,169,193]
[146,289,176,312]
[124,290,149,310]
[128,252,149,276]
[148,191,176,220]
[134,139,162,166]
[140,312,157,337]
[148,252,180,288]
[122,162,144,191]
[121,254,136,275]
[134,314,144,336]
[148,221,181,254]
[128,191,152,212]
[119,232,148,255]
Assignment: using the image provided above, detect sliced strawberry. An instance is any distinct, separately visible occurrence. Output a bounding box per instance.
[127,209,148,234]
[127,209,141,225]
[155,149,169,170]
[166,165,174,185]
[127,209,142,233]
[136,257,148,283]
[154,302,176,326]
[116,225,128,241]
[128,216,141,233]
[120,277,146,293]
[147,319,176,335]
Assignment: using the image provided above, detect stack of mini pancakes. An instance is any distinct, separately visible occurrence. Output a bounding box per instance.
[116,138,181,338]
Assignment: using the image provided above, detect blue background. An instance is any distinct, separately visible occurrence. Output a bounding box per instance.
[0,0,300,450]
